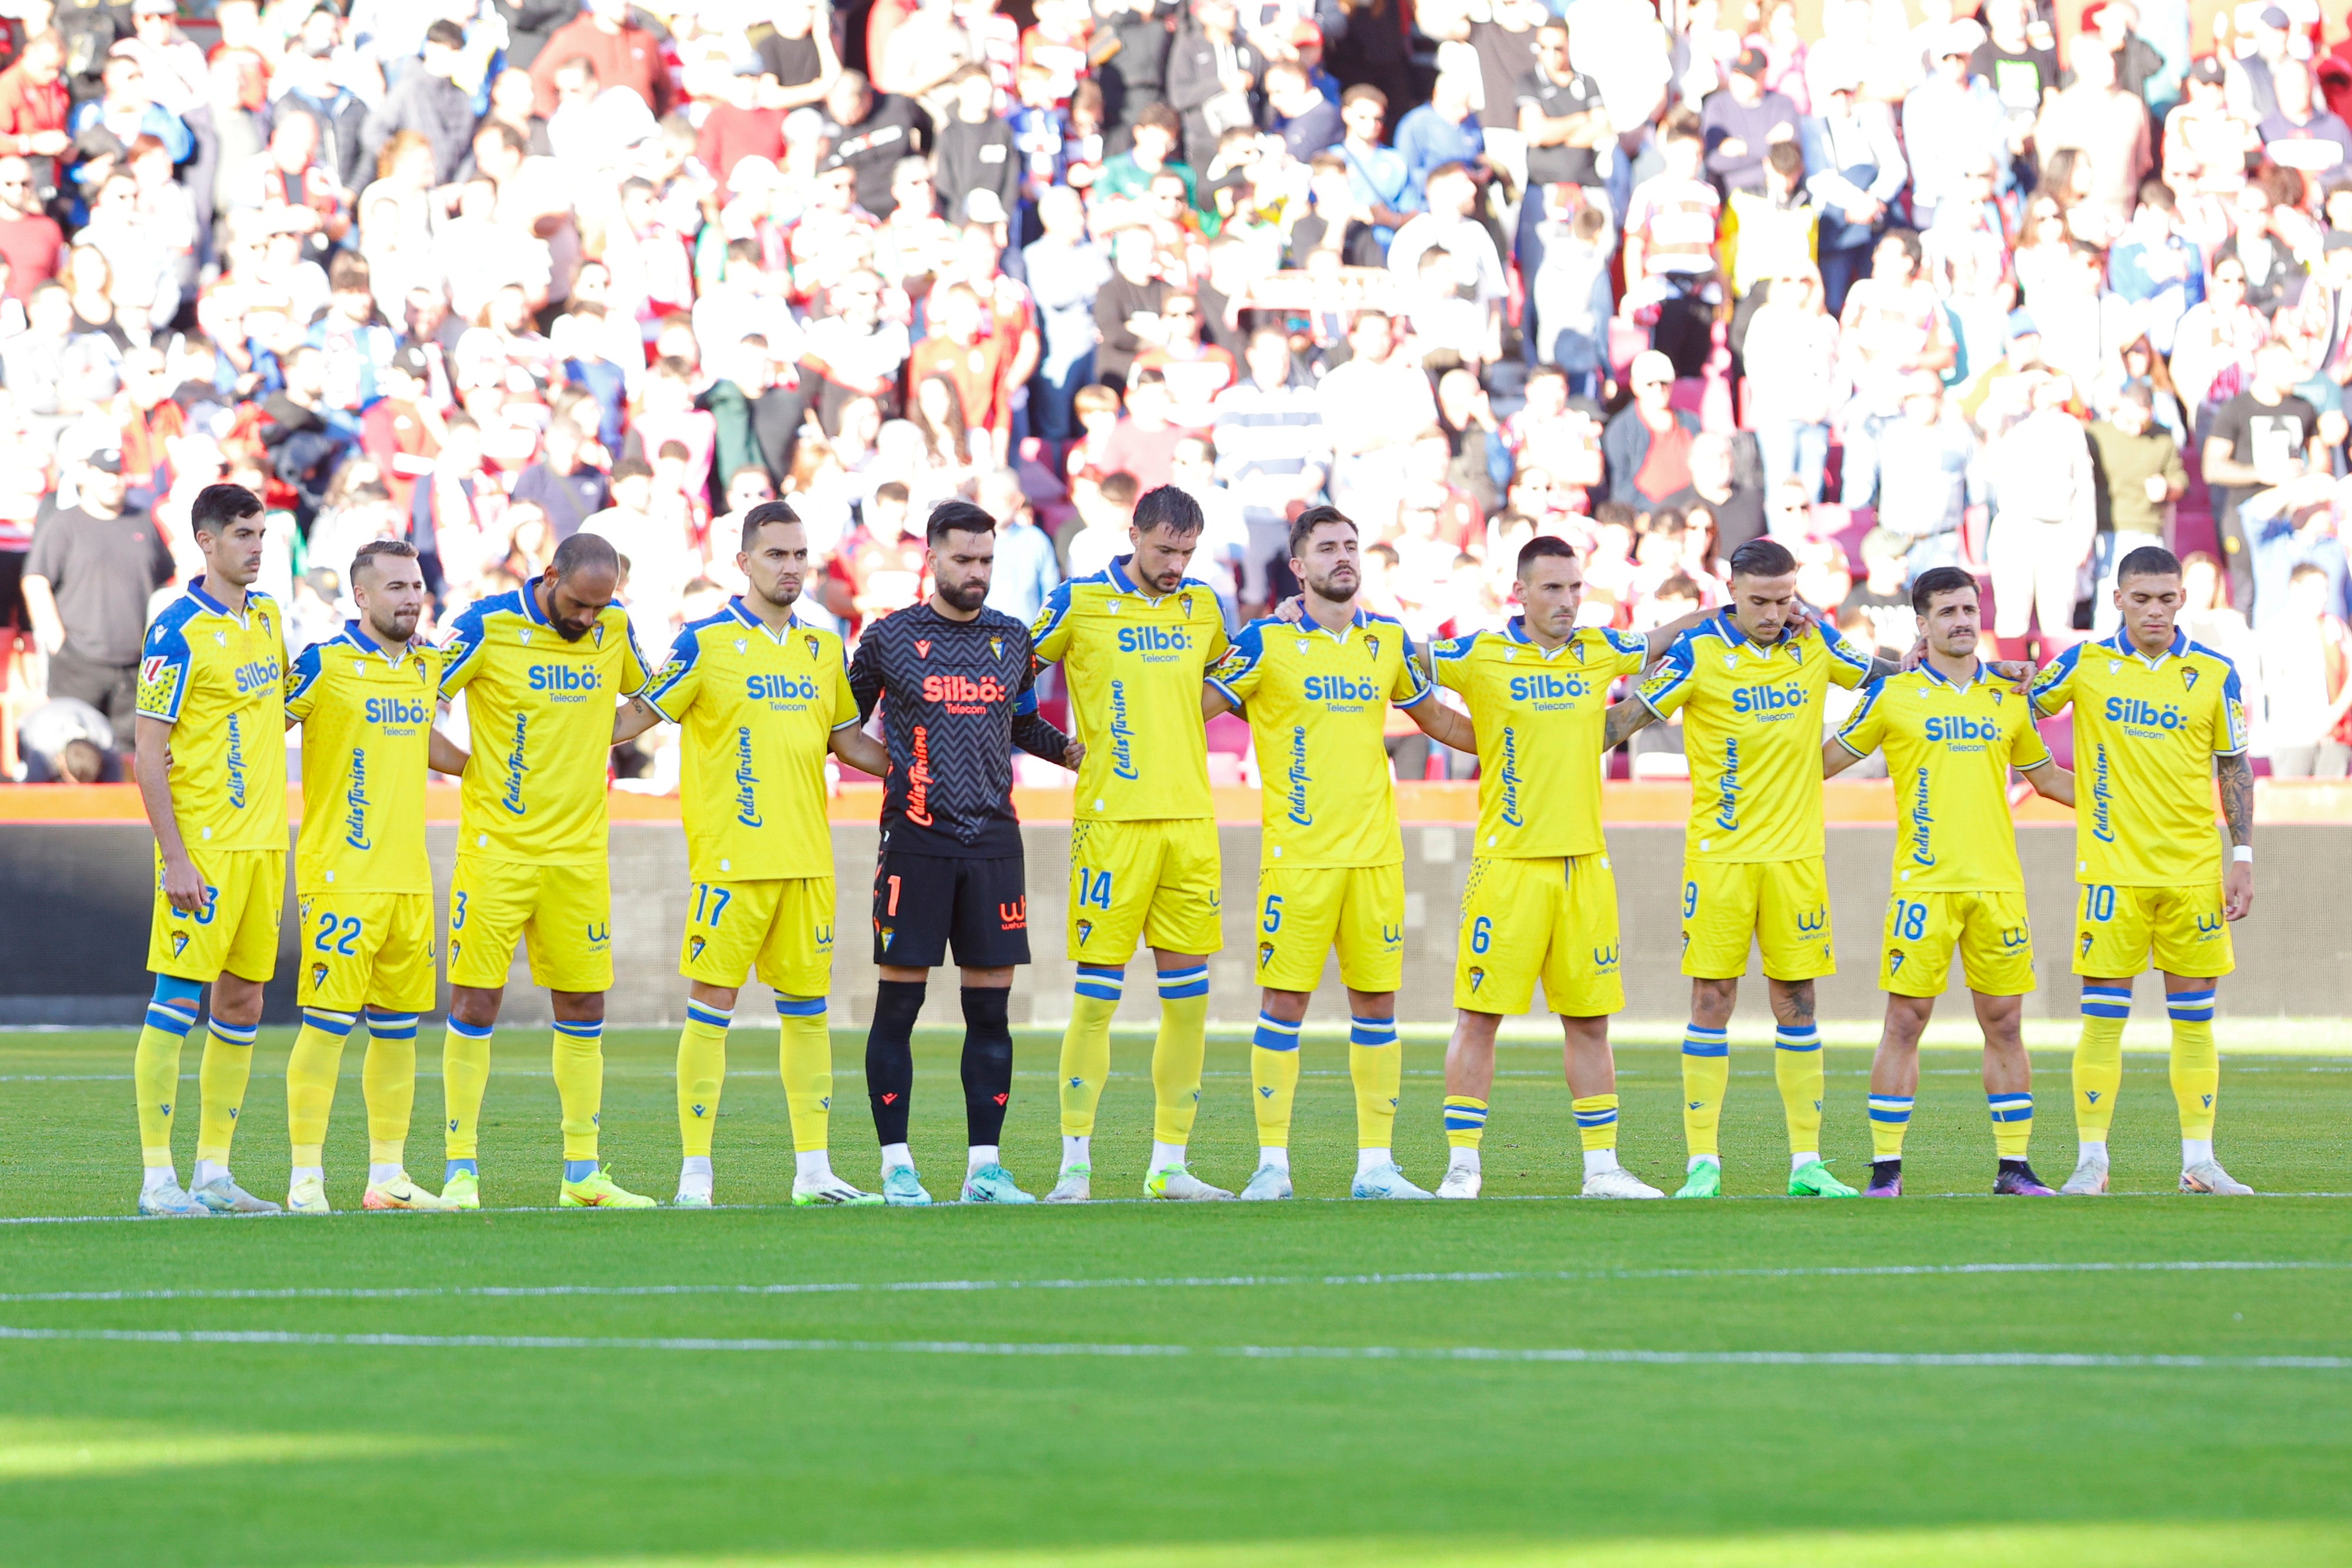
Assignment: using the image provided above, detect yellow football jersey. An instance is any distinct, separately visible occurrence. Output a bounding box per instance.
[439,585,650,865]
[1431,618,1650,859]
[136,577,289,853]
[1834,662,2052,893]
[285,623,443,894]
[2030,627,2247,885]
[1031,556,1230,821]
[644,598,858,881]
[1207,609,1432,868]
[1637,610,1873,862]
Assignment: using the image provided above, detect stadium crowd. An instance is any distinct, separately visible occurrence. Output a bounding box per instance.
[3,0,2352,788]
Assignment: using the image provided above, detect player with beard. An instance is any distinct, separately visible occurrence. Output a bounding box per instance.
[1204,505,1477,1200]
[614,503,896,1208]
[849,500,1083,1205]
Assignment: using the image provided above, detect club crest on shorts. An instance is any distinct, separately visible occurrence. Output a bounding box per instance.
[1075,918,1093,945]
[1467,965,1485,993]
[171,932,189,957]
[689,935,706,961]
[1258,941,1275,968]
[879,926,895,951]
[310,961,328,990]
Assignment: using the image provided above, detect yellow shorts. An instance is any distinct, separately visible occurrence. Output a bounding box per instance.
[1254,863,1404,994]
[148,847,284,984]
[1880,890,2033,997]
[1455,854,1624,1016]
[679,875,836,997]
[1681,857,1836,982]
[1067,817,1223,963]
[296,890,437,1014]
[2073,882,2234,979]
[446,855,612,993]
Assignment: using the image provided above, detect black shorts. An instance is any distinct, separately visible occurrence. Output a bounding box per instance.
[873,849,1030,969]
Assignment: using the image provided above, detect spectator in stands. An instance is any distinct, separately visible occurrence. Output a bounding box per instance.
[20,449,173,736]
[1603,350,1701,507]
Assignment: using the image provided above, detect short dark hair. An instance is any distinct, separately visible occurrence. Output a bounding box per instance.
[610,456,654,484]
[425,19,467,49]
[1289,503,1355,557]
[1098,470,1140,508]
[927,497,996,546]
[1133,483,1204,536]
[1909,565,1978,616]
[740,498,803,553]
[1727,537,1798,580]
[551,530,619,581]
[2117,543,2181,584]
[189,482,262,539]
[1516,534,1578,577]
[1341,83,1387,115]
[1135,102,1181,138]
[352,537,418,586]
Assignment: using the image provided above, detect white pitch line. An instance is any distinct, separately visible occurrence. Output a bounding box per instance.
[4,1258,2346,1306]
[0,1323,2341,1370]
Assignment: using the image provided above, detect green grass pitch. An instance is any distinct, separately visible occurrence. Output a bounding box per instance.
[0,1025,2347,1568]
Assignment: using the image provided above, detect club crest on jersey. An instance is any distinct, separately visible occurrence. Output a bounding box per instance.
[1787,643,1803,664]
[804,634,820,659]
[592,624,604,647]
[990,637,1004,659]
[1179,593,1194,618]
[1365,634,1380,660]
[2181,667,2200,691]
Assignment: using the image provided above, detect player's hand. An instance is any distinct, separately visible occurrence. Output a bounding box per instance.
[2224,860,2254,921]
[161,852,210,917]
[1063,741,1085,771]
[1272,594,1305,623]
[1987,658,2034,691]
[1899,636,1927,671]
[1785,601,1821,635]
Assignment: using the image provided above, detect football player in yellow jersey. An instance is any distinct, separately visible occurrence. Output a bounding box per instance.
[1204,505,1476,1201]
[1425,537,1715,1201]
[2028,544,2257,1196]
[1030,484,1234,1203]
[436,531,657,1210]
[1611,537,1910,1200]
[1823,568,2076,1199]
[611,503,891,1208]
[280,540,472,1214]
[131,483,288,1217]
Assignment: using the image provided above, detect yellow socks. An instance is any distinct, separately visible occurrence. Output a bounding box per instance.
[1151,967,1210,1145]
[1059,968,1122,1138]
[1988,1092,2033,1158]
[441,1017,493,1161]
[2074,987,2130,1141]
[1773,1025,1825,1156]
[1681,1025,1729,1159]
[135,988,202,1170]
[362,1011,420,1170]
[1869,1094,1915,1160]
[1348,1014,1401,1151]
[777,997,833,1154]
[1444,1095,1488,1149]
[285,1008,356,1168]
[552,1018,604,1162]
[1251,1011,1301,1151]
[1572,1094,1618,1152]
[676,1002,729,1159]
[195,1016,258,1168]
[2168,988,2220,1141]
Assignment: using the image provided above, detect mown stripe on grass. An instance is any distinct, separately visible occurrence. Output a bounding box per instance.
[4,1257,2347,1305]
[0,1323,2345,1370]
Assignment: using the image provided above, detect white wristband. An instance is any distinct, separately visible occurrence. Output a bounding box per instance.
[2232,846,2254,864]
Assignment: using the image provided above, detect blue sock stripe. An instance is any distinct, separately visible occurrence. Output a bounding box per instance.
[208,1019,258,1046]
[2081,984,2132,1019]
[552,1019,603,1039]
[1867,1095,1914,1123]
[1988,1092,2035,1122]
[445,1017,493,1041]
[365,1010,419,1039]
[1681,1024,1729,1058]
[1074,964,1126,1002]
[1774,1026,1822,1052]
[1349,1019,1399,1046]
[1442,1109,1488,1129]
[774,995,827,1018]
[1158,977,1210,999]
[1573,1108,1618,1127]
[299,1009,356,1037]
[1252,1012,1301,1052]
[1157,964,1208,980]
[687,999,733,1027]
[145,1002,198,1036]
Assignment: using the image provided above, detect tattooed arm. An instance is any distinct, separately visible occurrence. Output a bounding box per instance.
[2219,751,2255,920]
